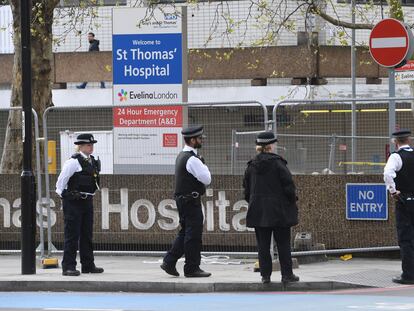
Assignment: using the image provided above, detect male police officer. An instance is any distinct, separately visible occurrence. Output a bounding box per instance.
[161,126,212,277]
[384,129,414,284]
[56,133,104,276]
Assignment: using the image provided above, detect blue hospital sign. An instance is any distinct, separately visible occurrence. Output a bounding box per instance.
[346,183,388,220]
[113,33,182,85]
[112,7,186,106]
[112,7,187,174]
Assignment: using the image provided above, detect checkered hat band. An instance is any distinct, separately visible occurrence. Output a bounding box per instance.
[184,130,203,137]
[256,138,276,143]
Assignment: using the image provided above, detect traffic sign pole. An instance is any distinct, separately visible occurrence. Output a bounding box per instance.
[389,68,396,152]
[369,18,414,149]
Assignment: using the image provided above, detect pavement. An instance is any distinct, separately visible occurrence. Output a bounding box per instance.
[0,254,406,293]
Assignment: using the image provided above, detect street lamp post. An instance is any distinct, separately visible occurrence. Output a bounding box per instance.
[20,0,36,275]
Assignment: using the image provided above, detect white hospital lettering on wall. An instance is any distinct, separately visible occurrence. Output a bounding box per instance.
[0,198,57,228]
[0,189,251,232]
[100,188,252,232]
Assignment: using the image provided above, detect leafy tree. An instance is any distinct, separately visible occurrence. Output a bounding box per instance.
[0,1,99,173]
[0,0,409,172]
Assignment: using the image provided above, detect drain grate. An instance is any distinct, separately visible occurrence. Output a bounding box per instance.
[324,269,400,288]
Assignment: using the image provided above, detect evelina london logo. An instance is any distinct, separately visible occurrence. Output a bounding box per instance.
[118,89,127,102]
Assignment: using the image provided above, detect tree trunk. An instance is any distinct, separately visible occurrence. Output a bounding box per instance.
[1,1,58,173]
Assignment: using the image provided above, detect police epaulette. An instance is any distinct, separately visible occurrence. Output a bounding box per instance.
[71,153,82,159]
[71,153,90,168]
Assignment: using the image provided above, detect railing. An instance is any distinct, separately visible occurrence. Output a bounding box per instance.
[272,97,414,174]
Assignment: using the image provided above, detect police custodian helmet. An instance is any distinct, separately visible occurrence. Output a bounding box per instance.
[74,133,98,145]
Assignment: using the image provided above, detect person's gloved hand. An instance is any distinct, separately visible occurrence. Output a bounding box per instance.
[391,190,404,204]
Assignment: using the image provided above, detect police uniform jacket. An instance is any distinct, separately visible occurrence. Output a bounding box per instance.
[56,152,100,198]
[243,152,298,228]
[384,145,414,194]
[175,145,211,196]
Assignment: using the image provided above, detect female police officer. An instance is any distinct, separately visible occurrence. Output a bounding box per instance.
[56,133,103,276]
[243,132,299,284]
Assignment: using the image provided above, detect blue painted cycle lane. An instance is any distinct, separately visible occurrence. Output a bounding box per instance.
[0,291,413,311]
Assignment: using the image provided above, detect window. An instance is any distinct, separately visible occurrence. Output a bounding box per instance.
[59,0,127,7]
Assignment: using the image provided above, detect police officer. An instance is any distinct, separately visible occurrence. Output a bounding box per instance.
[56,133,104,276]
[384,129,414,284]
[161,125,212,277]
[243,132,299,284]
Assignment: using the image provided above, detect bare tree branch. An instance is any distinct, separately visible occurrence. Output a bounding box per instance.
[310,4,373,30]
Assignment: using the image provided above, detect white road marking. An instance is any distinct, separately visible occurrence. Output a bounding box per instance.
[348,302,414,310]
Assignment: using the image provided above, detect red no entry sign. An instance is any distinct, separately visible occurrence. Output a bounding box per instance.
[369,18,413,68]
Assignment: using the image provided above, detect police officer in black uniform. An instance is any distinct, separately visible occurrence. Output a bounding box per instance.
[161,126,212,277]
[56,133,104,276]
[384,129,414,284]
[243,132,299,284]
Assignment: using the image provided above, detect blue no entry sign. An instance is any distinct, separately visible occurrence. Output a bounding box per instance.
[346,183,388,220]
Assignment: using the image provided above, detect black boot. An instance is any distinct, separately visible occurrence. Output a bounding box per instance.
[160,262,180,277]
[81,266,104,273]
[392,275,414,284]
[261,276,271,284]
[62,269,80,276]
[282,274,299,283]
[184,268,211,278]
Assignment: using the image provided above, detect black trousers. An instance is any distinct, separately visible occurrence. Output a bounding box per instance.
[254,226,293,278]
[396,200,414,280]
[163,197,204,274]
[62,197,95,271]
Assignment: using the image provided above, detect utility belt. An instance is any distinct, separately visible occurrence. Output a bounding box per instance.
[62,189,95,201]
[396,193,414,207]
[175,191,200,202]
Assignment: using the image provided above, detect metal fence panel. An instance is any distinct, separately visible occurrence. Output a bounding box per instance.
[39,101,267,252]
[43,102,268,176]
[272,98,414,174]
[1,98,413,253]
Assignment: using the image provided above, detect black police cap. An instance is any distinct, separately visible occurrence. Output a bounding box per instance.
[392,129,411,138]
[74,133,98,145]
[256,131,277,145]
[181,125,204,138]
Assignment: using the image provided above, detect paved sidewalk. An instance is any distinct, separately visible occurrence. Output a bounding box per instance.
[0,255,404,293]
